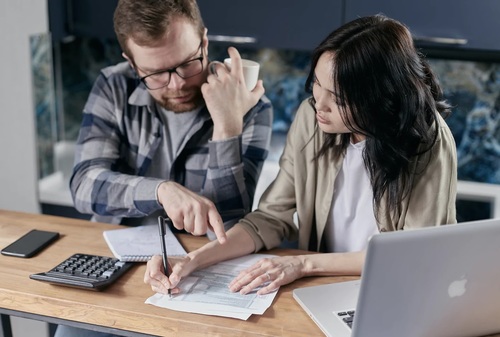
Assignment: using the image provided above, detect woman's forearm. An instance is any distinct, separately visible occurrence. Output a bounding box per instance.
[188,225,365,280]
[189,224,256,270]
[302,250,366,277]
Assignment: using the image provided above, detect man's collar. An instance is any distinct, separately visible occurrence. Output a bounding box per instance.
[128,83,155,107]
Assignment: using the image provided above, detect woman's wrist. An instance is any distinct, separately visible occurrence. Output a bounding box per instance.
[186,250,203,272]
[299,255,315,277]
[186,238,222,271]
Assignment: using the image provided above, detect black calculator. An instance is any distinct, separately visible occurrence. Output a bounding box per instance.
[30,253,134,290]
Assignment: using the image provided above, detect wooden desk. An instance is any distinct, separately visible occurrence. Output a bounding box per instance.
[0,210,353,337]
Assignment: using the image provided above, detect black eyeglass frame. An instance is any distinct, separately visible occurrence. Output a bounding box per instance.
[137,42,204,90]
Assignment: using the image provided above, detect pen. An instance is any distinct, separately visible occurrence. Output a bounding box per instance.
[157,216,172,298]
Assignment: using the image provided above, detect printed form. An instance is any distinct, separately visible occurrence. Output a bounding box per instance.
[146,254,279,320]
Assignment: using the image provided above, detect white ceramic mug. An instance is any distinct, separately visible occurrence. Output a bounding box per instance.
[223,58,260,90]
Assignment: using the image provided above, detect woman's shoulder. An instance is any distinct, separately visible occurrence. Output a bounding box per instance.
[434,113,455,145]
[282,97,325,155]
[292,98,318,133]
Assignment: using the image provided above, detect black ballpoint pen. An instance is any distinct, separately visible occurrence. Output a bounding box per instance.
[157,216,172,298]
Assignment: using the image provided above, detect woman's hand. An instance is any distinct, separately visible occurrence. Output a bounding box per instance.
[145,226,257,295]
[228,255,307,295]
[144,254,198,295]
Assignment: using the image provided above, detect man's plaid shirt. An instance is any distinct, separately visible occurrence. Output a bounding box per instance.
[70,62,273,225]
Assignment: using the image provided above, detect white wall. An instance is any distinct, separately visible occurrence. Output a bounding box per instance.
[0,2,50,336]
[0,0,46,214]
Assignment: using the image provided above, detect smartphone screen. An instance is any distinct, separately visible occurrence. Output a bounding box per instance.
[1,229,60,258]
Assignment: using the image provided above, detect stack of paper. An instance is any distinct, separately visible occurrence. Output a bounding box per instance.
[146,254,279,320]
[103,224,187,261]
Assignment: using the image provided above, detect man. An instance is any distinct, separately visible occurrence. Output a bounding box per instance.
[56,0,272,336]
[69,0,273,242]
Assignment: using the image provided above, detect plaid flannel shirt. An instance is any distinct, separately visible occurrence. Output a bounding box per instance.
[70,62,273,225]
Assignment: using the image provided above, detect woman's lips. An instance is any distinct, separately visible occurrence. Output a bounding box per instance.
[316,113,329,124]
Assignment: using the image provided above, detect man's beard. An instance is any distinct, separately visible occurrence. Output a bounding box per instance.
[155,88,204,113]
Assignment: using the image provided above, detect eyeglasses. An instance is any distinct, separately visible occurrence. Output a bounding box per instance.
[138,42,204,90]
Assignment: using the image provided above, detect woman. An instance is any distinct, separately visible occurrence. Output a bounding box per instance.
[144,14,457,296]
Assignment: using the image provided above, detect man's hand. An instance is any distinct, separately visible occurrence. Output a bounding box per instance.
[157,181,227,244]
[201,47,265,140]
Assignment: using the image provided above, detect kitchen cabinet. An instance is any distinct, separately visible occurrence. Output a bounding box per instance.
[345,0,500,52]
[49,0,118,41]
[49,0,343,51]
[198,0,343,51]
[48,0,500,53]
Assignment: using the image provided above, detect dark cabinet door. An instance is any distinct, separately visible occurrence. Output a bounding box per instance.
[345,0,500,52]
[198,0,343,51]
[49,0,118,40]
[51,0,343,51]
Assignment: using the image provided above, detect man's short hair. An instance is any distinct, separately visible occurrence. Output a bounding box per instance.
[114,0,205,58]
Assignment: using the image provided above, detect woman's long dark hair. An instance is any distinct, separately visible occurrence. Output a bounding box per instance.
[305,14,451,220]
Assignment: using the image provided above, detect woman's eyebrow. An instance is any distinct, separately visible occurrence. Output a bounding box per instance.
[315,73,339,97]
[313,73,320,84]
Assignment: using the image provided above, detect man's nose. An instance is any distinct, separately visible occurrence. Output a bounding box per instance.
[167,72,186,89]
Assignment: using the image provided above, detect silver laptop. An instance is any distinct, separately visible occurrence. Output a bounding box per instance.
[293,218,500,337]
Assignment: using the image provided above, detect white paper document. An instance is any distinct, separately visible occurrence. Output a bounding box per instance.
[145,254,278,320]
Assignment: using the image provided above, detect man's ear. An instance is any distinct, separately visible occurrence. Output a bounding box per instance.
[122,52,131,63]
[123,52,136,70]
[202,28,209,52]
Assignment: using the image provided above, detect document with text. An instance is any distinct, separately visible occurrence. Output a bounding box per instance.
[145,254,279,320]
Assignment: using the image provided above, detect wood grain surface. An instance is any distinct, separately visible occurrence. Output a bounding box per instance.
[0,209,357,337]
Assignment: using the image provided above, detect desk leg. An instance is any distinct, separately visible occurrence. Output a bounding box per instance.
[1,314,13,337]
[49,323,57,337]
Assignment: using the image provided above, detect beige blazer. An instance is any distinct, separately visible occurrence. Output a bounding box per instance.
[239,99,457,252]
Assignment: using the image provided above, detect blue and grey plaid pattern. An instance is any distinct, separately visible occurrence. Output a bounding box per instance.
[70,62,273,225]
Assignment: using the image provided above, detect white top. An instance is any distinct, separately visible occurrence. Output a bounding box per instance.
[323,140,379,253]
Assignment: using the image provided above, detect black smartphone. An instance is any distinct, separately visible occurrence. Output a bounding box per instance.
[1,229,60,258]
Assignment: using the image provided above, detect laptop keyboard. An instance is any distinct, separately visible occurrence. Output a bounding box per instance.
[30,253,133,291]
[336,310,356,329]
